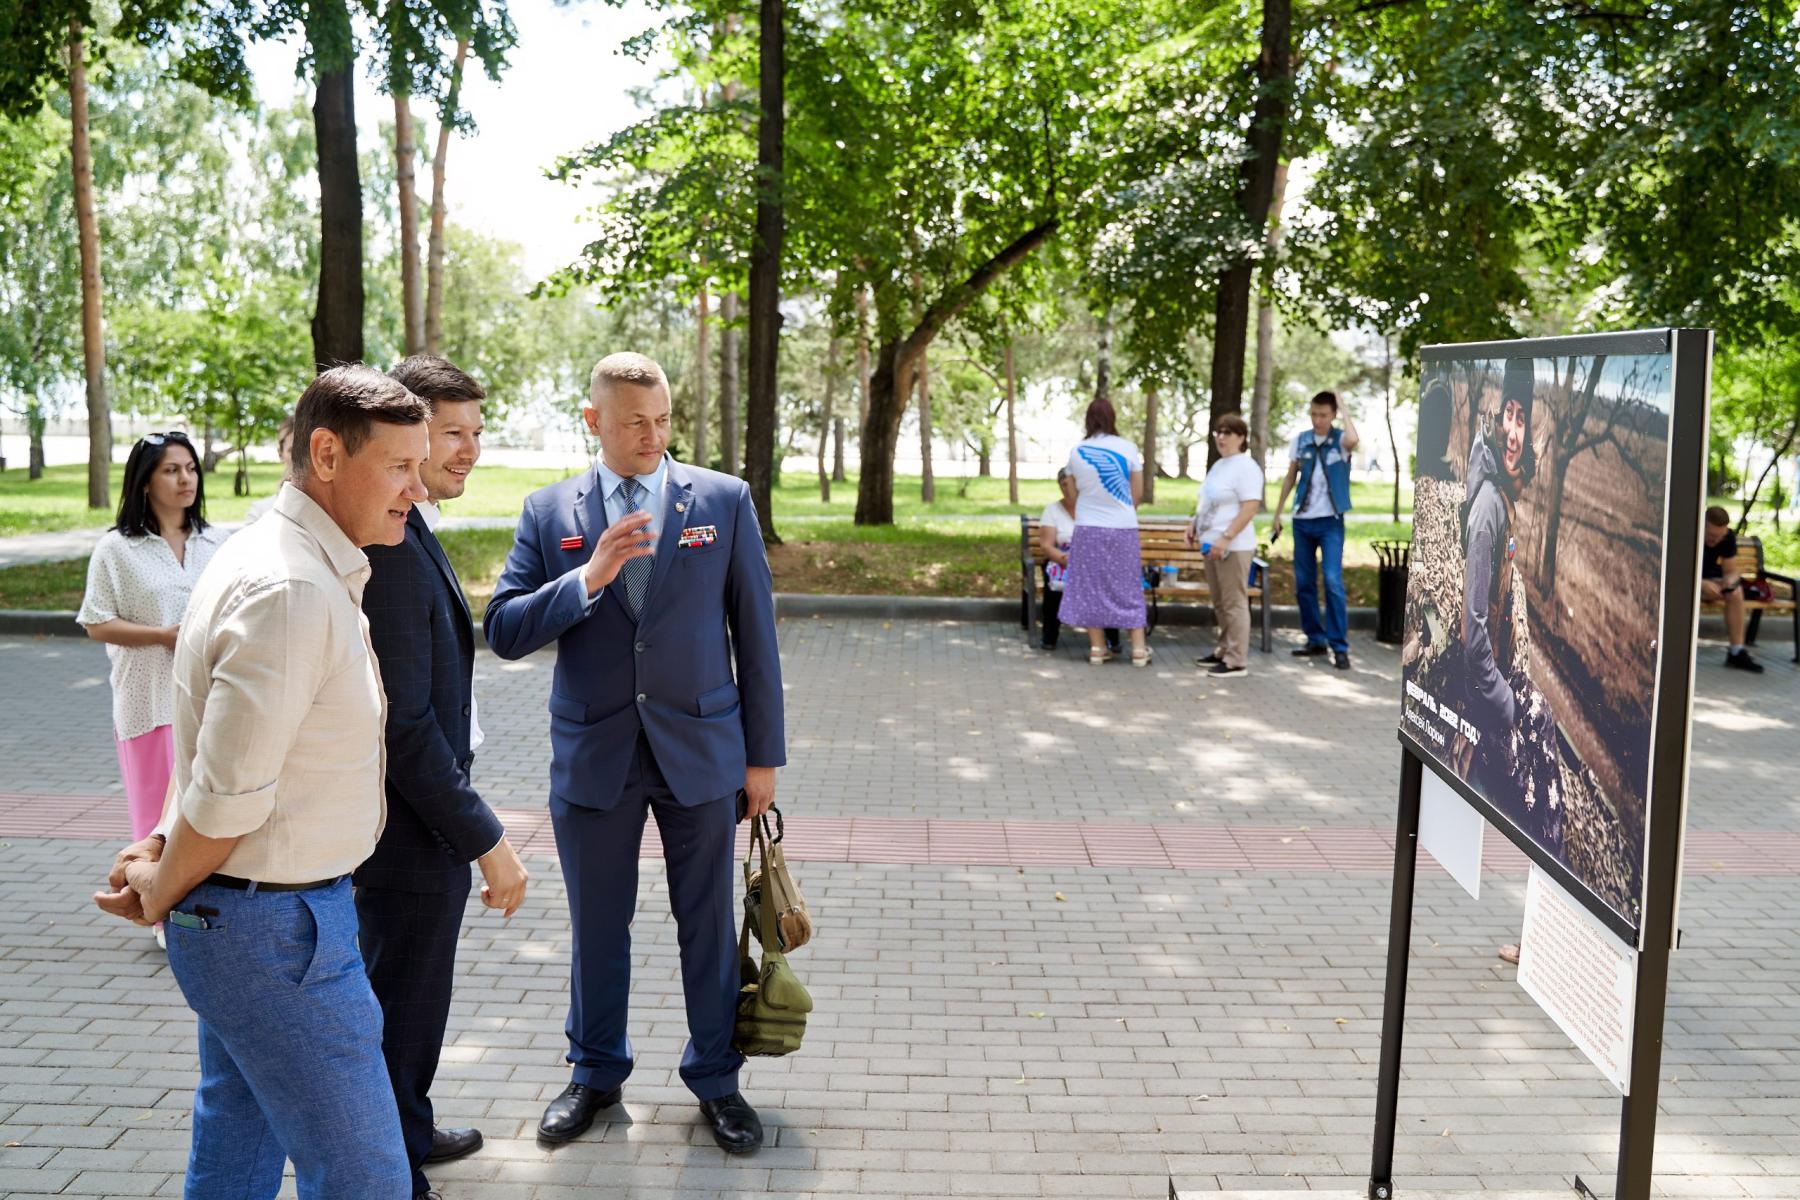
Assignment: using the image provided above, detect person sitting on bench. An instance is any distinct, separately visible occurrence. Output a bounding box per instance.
[1702,506,1763,674]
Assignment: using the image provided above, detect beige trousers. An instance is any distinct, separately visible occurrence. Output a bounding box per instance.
[1205,549,1254,669]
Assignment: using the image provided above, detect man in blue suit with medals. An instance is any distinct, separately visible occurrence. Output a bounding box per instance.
[485,352,785,1154]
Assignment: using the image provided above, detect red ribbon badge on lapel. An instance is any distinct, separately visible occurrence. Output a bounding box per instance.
[560,535,584,551]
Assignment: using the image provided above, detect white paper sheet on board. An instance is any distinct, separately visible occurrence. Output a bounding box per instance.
[1419,770,1484,901]
[1518,865,1639,1094]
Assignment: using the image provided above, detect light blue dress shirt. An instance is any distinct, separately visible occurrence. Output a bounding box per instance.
[595,454,670,545]
[581,454,671,608]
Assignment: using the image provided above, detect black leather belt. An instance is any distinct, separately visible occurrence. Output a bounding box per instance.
[204,873,346,893]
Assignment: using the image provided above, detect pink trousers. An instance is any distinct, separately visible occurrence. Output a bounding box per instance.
[115,725,173,842]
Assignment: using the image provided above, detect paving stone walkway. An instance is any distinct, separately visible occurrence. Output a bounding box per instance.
[1,621,1798,1198]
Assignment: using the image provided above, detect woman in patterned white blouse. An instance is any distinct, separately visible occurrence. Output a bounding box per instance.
[78,432,230,856]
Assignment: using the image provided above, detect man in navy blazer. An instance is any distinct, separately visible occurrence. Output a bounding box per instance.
[484,352,785,1154]
[358,356,531,1199]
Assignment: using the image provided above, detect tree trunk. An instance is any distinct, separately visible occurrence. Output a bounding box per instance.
[1249,160,1288,470]
[853,219,1060,525]
[1539,356,1606,595]
[977,443,992,476]
[27,399,47,481]
[743,0,783,541]
[1177,441,1191,478]
[694,285,710,467]
[855,285,871,429]
[856,339,910,525]
[1207,0,1291,463]
[1384,333,1400,522]
[918,350,935,502]
[1141,386,1159,504]
[819,336,837,502]
[69,20,110,509]
[720,291,741,475]
[310,3,364,370]
[395,94,424,355]
[1739,411,1800,531]
[1004,338,1019,505]
[831,416,846,482]
[425,37,469,357]
[1093,307,1112,405]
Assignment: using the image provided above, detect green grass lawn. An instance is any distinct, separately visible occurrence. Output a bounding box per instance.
[0,462,581,536]
[5,459,1793,609]
[0,557,88,610]
[2,461,1409,535]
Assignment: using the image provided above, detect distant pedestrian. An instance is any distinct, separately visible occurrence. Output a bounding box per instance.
[1271,391,1358,669]
[78,431,229,943]
[244,417,294,523]
[1058,398,1150,667]
[1187,414,1263,677]
[1037,468,1118,654]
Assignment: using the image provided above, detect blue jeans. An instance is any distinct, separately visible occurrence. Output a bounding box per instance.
[1292,514,1349,653]
[165,878,411,1200]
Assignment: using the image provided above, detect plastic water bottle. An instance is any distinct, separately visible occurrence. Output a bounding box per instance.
[1200,541,1212,556]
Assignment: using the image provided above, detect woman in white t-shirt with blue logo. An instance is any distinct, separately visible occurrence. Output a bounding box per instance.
[1186,413,1264,676]
[1058,398,1150,666]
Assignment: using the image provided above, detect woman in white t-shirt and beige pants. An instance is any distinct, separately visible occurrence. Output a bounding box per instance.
[1187,414,1264,676]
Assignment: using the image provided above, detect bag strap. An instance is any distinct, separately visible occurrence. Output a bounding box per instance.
[738,819,762,982]
[751,819,781,956]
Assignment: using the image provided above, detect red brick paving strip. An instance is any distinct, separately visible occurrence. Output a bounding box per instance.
[6,791,1798,875]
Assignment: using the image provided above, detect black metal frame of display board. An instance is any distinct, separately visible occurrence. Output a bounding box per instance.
[1366,328,1713,1200]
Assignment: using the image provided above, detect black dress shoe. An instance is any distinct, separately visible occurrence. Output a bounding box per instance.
[698,1091,763,1154]
[537,1082,624,1144]
[1196,652,1223,666]
[1334,651,1351,670]
[424,1125,483,1163]
[1292,642,1329,657]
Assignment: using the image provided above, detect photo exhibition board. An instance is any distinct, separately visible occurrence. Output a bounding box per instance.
[1400,328,1708,944]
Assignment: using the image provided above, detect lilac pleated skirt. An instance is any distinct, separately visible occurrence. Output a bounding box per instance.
[1059,525,1146,630]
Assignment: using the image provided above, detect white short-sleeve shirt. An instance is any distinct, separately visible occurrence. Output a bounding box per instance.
[1195,453,1265,553]
[1291,430,1339,519]
[1038,501,1077,591]
[1066,435,1143,529]
[78,525,231,741]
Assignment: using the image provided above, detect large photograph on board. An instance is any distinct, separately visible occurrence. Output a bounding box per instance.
[1402,336,1676,933]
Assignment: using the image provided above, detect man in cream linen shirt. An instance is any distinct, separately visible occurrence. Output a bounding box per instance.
[96,365,430,1200]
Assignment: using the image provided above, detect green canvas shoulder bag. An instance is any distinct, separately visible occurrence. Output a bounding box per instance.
[733,816,813,1057]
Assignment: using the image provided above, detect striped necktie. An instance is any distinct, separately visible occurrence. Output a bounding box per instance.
[616,478,654,618]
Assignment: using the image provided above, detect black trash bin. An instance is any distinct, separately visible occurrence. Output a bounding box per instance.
[1373,539,1412,645]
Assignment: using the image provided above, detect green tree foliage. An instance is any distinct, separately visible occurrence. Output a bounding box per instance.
[1291,0,1800,357]
[0,109,78,478]
[555,0,1159,524]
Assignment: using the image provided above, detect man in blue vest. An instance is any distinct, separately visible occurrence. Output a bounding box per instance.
[484,352,785,1155]
[1271,391,1359,670]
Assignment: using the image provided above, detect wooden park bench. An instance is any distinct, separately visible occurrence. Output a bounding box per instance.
[1703,534,1799,662]
[1019,516,1271,651]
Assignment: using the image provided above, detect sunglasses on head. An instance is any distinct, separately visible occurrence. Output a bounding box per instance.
[142,431,192,447]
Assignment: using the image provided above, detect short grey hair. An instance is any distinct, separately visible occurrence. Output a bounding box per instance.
[587,352,669,406]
